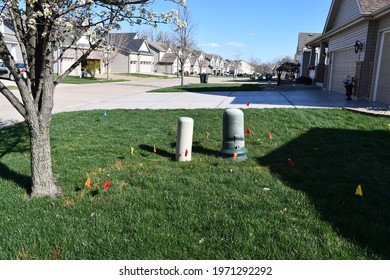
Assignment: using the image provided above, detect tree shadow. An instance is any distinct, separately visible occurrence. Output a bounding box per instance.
[0,122,31,193]
[257,128,390,259]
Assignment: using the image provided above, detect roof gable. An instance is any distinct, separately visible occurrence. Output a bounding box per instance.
[324,0,390,32]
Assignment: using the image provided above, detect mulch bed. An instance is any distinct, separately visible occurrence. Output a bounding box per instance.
[343,106,390,117]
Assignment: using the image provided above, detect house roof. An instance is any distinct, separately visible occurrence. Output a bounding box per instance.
[307,0,390,46]
[158,53,177,64]
[147,41,170,52]
[108,33,147,53]
[297,33,322,51]
[358,0,390,13]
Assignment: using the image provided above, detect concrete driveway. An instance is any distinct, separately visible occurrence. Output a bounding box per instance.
[0,76,386,128]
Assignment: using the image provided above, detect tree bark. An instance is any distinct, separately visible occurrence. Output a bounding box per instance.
[29,125,58,198]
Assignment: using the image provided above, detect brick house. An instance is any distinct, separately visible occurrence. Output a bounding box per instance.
[307,0,390,104]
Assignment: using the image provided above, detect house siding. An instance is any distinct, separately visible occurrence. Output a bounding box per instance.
[333,0,361,29]
[379,15,390,30]
[328,23,368,53]
[111,52,129,73]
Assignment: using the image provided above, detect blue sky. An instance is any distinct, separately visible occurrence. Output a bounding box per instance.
[129,0,333,62]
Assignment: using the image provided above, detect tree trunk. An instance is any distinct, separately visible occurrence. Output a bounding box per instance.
[29,124,58,198]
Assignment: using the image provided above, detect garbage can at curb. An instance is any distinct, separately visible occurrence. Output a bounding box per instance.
[199,73,208,83]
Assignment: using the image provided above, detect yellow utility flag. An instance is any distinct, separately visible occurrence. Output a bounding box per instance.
[131,147,134,155]
[355,185,363,196]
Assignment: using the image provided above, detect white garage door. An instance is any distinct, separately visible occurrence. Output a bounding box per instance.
[330,48,357,94]
[376,32,390,104]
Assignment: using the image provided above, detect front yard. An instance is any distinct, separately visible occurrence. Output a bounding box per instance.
[0,108,389,259]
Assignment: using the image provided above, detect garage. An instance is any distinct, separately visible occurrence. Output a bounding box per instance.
[375,32,390,104]
[330,48,357,94]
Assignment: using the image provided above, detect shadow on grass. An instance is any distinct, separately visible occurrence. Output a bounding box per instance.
[138,144,175,160]
[258,128,390,259]
[0,122,31,193]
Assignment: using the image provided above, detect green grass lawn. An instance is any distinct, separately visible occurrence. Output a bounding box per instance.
[0,109,389,260]
[117,73,170,79]
[60,76,127,84]
[149,83,262,92]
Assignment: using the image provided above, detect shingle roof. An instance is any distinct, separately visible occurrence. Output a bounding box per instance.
[358,0,390,13]
[297,33,322,50]
[158,53,177,64]
[147,41,169,52]
[107,33,145,53]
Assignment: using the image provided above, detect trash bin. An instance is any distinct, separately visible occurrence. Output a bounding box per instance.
[203,73,208,83]
[200,73,208,83]
[199,73,204,83]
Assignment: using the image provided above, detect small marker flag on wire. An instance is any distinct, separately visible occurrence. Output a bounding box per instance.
[131,147,134,155]
[246,102,250,107]
[267,133,273,140]
[85,177,91,189]
[103,180,111,191]
[153,145,157,153]
[103,111,107,117]
[185,149,188,157]
[246,128,251,135]
[205,132,209,140]
[287,157,295,168]
[355,185,363,196]
[233,152,238,161]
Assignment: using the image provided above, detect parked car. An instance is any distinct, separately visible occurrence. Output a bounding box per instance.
[0,61,27,80]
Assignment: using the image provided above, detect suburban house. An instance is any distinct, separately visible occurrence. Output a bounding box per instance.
[295,32,322,78]
[0,20,22,62]
[54,36,103,77]
[108,33,154,74]
[226,59,255,76]
[155,53,179,74]
[148,41,171,73]
[307,0,390,104]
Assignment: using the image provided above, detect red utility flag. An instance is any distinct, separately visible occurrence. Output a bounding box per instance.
[287,157,295,168]
[246,102,250,107]
[267,133,273,140]
[103,180,111,191]
[185,149,188,157]
[246,128,251,135]
[85,177,91,189]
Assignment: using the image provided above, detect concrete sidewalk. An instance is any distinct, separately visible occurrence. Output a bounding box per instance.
[0,77,387,128]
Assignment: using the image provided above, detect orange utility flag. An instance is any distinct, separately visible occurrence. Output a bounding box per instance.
[287,157,295,168]
[355,185,363,196]
[185,149,188,157]
[131,147,134,155]
[103,180,111,191]
[233,152,238,161]
[246,128,251,135]
[85,177,91,189]
[267,133,273,140]
[153,145,157,153]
